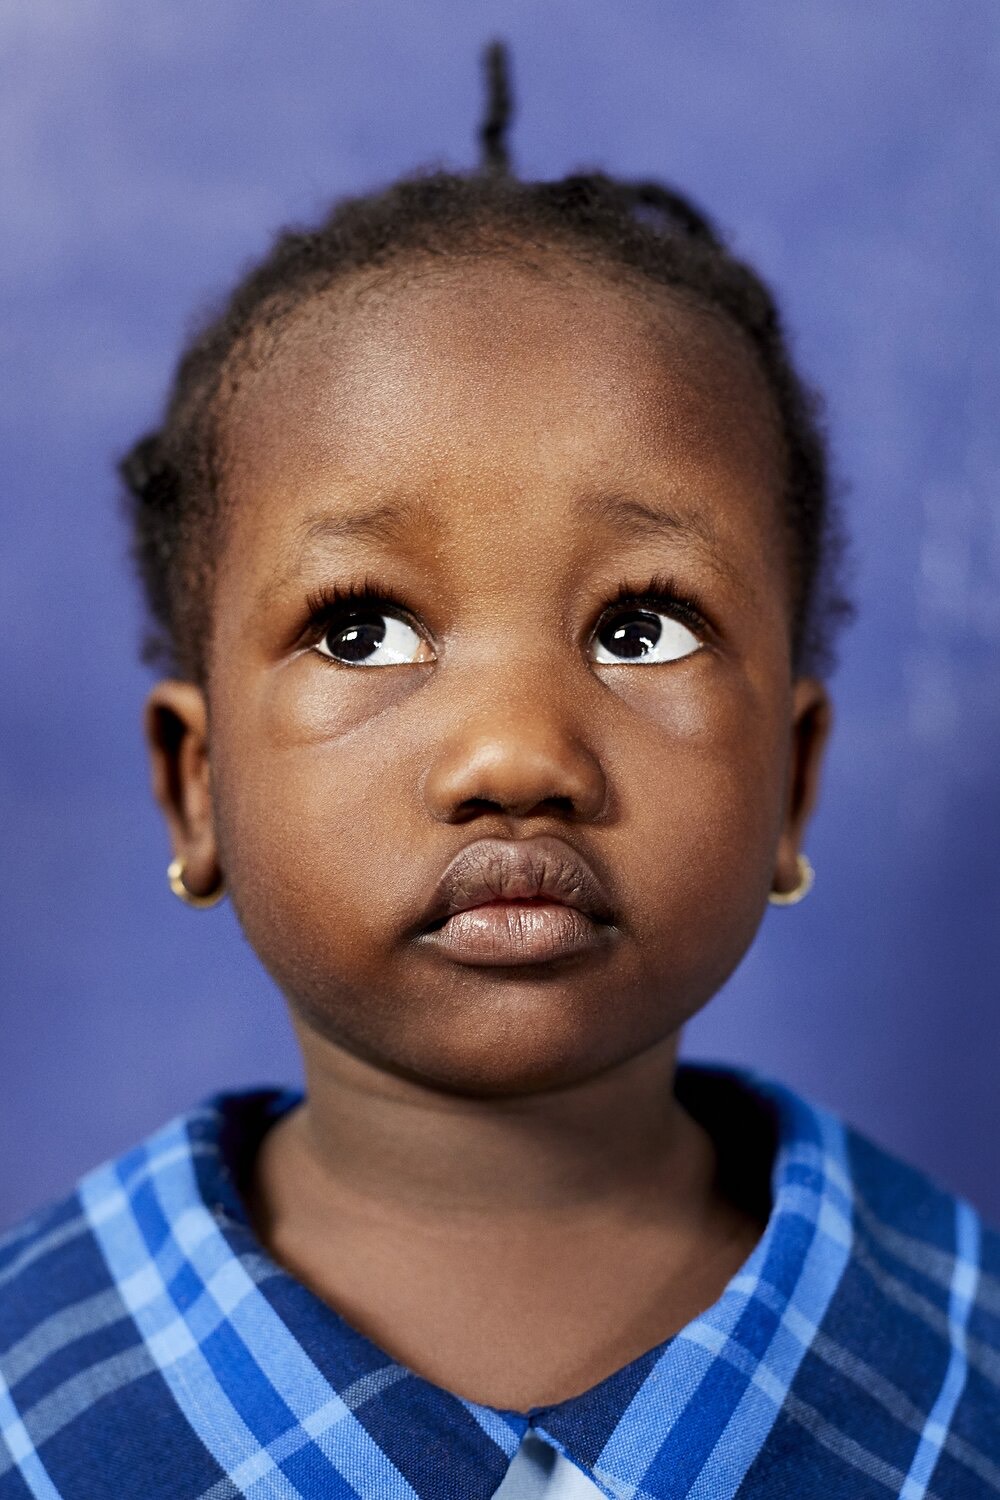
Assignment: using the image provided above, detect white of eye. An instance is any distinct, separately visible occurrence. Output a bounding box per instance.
[315,612,428,667]
[590,609,701,665]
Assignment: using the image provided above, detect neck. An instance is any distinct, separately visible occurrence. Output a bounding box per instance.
[261,1027,714,1231]
[246,1029,765,1410]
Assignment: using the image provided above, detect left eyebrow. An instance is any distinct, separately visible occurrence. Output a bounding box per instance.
[581,492,756,599]
[583,493,717,545]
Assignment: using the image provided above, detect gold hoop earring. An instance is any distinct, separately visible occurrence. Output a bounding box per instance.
[768,853,814,907]
[167,857,225,910]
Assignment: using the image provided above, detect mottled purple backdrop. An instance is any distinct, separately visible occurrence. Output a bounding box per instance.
[2,2,998,1229]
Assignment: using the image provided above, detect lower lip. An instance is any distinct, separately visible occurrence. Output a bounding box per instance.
[418,902,610,967]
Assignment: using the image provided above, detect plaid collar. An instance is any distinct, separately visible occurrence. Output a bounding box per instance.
[1,1065,996,1499]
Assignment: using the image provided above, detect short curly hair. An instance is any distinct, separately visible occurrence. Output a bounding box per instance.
[121,43,851,684]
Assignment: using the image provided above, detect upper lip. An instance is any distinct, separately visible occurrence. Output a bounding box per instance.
[420,835,615,929]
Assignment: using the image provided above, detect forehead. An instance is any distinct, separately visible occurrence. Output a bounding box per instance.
[217,253,787,576]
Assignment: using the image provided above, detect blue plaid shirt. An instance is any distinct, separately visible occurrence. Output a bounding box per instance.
[1,1065,998,1498]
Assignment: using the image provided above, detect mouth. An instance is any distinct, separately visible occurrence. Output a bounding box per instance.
[415,835,617,968]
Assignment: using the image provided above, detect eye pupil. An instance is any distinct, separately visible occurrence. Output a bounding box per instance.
[599,611,662,660]
[326,615,386,662]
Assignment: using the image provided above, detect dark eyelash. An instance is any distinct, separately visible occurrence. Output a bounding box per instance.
[600,574,711,634]
[300,573,710,650]
[303,579,413,636]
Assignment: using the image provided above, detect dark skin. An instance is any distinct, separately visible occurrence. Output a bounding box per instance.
[146,252,830,1411]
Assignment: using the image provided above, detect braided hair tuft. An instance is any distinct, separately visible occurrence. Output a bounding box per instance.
[479,41,513,175]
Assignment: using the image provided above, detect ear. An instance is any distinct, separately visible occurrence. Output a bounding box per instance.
[771,677,832,898]
[144,680,223,900]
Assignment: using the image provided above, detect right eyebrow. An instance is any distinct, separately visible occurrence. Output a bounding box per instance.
[292,500,425,547]
[257,498,433,605]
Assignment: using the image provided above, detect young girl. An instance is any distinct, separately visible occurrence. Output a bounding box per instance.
[2,46,997,1500]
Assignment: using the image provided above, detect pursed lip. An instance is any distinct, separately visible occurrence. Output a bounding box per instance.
[413,835,617,967]
[421,834,616,928]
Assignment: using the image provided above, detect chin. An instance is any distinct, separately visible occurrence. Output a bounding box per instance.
[359,978,680,1099]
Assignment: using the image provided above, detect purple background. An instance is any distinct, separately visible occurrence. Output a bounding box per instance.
[2,2,999,1230]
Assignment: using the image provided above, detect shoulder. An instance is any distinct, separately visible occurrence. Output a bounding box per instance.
[756,1070,1000,1469]
[689,1062,1000,1274]
[837,1110,1000,1390]
[686,1063,1000,1464]
[828,1096,1000,1303]
[0,1091,294,1499]
[0,1089,295,1335]
[742,1065,1000,1311]
[0,1184,108,1360]
[0,1151,176,1497]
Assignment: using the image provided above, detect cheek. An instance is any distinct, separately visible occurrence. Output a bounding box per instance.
[603,664,789,933]
[261,655,432,743]
[209,663,412,907]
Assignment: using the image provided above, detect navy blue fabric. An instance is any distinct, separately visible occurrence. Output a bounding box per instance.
[1,1066,997,1498]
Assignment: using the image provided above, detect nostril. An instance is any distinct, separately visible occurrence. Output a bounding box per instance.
[451,793,580,823]
[543,795,576,817]
[451,797,507,824]
[421,726,608,825]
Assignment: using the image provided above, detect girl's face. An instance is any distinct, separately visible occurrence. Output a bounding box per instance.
[150,253,829,1095]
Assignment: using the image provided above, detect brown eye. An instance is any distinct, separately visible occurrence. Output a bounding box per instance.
[314,611,431,667]
[591,608,701,664]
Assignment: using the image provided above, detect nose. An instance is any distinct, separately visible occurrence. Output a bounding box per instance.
[421,672,607,826]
